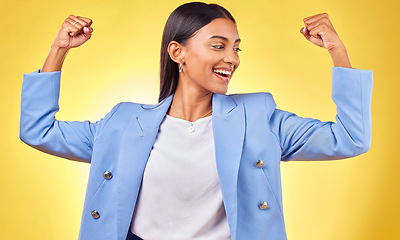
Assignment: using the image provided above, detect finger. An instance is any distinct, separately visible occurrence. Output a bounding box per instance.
[305,18,332,34]
[300,25,326,49]
[304,19,323,31]
[77,16,93,27]
[75,31,92,43]
[303,13,329,25]
[65,16,90,37]
[304,15,330,33]
[309,26,325,39]
[64,20,82,37]
[69,15,89,28]
[307,24,325,39]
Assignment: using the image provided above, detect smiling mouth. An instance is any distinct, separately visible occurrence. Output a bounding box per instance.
[212,68,233,82]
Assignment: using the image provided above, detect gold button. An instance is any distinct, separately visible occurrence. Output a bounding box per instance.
[91,210,100,219]
[255,160,265,168]
[103,171,113,180]
[259,201,269,210]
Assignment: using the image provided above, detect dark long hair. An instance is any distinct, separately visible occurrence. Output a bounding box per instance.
[158,2,236,102]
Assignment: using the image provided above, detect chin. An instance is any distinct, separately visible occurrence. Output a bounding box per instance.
[212,87,229,95]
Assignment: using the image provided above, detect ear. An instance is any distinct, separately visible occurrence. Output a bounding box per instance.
[167,41,185,64]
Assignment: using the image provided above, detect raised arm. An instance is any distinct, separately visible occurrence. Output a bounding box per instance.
[271,14,373,161]
[19,15,106,163]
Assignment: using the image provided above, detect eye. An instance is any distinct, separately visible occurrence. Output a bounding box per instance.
[212,44,224,50]
[234,47,242,53]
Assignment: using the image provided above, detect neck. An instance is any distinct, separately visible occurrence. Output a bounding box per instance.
[169,80,213,122]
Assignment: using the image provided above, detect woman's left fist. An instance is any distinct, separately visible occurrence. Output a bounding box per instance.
[300,13,343,51]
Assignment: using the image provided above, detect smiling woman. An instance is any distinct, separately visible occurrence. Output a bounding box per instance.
[19,2,373,240]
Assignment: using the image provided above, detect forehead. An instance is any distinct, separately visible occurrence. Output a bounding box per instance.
[192,18,239,42]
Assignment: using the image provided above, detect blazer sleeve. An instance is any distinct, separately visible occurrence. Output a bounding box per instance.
[19,70,120,163]
[269,67,373,161]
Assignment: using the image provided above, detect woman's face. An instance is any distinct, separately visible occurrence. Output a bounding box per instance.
[180,18,241,95]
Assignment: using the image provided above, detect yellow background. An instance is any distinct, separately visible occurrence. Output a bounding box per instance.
[1,0,398,239]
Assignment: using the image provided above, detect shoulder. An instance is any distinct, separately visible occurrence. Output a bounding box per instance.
[102,101,145,121]
[228,92,274,103]
[227,92,277,119]
[107,99,170,118]
[116,101,144,112]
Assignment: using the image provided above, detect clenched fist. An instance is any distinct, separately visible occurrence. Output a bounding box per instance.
[300,13,351,68]
[52,15,93,49]
[42,15,94,72]
[300,13,343,51]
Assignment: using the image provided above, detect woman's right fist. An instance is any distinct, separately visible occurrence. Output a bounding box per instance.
[53,15,93,49]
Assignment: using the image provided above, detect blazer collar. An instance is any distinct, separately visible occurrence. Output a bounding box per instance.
[137,94,174,134]
[212,93,238,116]
[136,93,238,133]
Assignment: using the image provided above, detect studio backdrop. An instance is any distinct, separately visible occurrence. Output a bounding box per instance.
[0,0,399,239]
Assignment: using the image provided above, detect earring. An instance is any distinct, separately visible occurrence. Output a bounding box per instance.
[179,61,183,73]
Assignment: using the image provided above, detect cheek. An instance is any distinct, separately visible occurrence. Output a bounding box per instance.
[189,46,218,64]
[187,54,215,74]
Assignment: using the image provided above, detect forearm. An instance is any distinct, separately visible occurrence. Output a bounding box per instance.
[41,46,69,72]
[328,43,352,68]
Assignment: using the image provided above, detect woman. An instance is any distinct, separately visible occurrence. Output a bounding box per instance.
[19,2,373,240]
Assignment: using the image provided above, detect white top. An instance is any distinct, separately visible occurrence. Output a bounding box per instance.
[130,115,231,240]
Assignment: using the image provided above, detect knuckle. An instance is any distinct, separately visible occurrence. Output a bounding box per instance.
[62,22,70,28]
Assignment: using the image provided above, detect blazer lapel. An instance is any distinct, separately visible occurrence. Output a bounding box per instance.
[212,94,245,239]
[116,95,173,239]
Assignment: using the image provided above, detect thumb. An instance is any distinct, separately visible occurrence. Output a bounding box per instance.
[69,26,93,48]
[83,27,93,39]
[300,27,311,41]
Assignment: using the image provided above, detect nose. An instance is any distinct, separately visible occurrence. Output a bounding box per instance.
[223,50,240,69]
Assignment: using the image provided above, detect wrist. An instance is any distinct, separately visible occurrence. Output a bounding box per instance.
[328,42,352,68]
[41,46,69,72]
[49,44,70,56]
[328,41,346,54]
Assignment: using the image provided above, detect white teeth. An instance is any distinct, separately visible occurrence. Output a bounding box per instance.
[213,69,232,75]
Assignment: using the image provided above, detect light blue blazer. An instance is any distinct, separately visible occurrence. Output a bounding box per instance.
[20,67,373,240]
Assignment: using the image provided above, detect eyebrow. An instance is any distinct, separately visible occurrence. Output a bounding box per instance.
[209,35,241,43]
